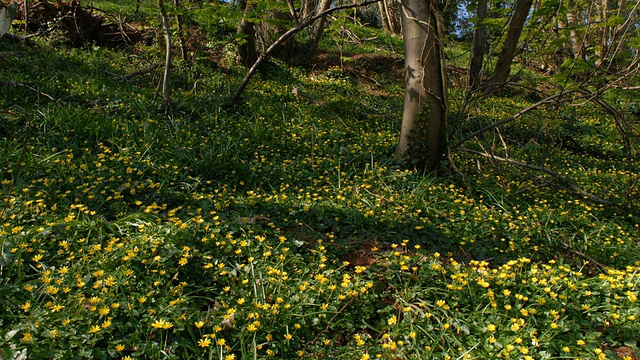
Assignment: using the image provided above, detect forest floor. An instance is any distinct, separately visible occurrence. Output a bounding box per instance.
[1,2,639,359]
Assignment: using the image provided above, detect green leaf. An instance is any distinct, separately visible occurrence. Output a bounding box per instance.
[0,3,18,38]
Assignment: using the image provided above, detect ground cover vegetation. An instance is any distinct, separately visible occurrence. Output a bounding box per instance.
[1,0,639,359]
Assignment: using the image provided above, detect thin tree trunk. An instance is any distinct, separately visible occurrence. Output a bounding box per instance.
[174,0,188,61]
[378,0,392,33]
[385,0,401,34]
[395,0,447,171]
[237,0,258,68]
[159,0,172,103]
[565,0,583,59]
[310,0,332,55]
[485,0,534,91]
[468,0,488,89]
[24,0,29,33]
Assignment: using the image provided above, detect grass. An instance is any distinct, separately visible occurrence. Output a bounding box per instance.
[1,4,639,359]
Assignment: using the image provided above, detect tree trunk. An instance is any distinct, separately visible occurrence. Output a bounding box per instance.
[485,0,534,91]
[378,0,401,34]
[395,0,447,172]
[237,0,258,68]
[468,0,488,89]
[595,0,608,66]
[378,0,392,33]
[174,0,189,61]
[24,0,29,33]
[565,0,583,59]
[159,0,172,103]
[309,0,332,55]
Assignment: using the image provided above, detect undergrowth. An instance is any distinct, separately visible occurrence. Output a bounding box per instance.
[1,9,639,360]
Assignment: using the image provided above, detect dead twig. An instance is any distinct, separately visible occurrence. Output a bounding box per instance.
[307,299,353,346]
[0,81,56,101]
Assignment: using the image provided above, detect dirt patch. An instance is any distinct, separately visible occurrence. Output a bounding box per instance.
[309,51,405,83]
[613,346,639,360]
[15,1,148,47]
[339,239,381,267]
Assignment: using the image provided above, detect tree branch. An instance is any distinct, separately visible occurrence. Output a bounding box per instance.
[230,0,381,103]
[452,90,573,150]
[459,147,616,205]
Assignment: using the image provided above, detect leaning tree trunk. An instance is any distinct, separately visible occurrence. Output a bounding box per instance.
[395,0,447,172]
[309,0,332,55]
[485,0,534,91]
[468,0,488,89]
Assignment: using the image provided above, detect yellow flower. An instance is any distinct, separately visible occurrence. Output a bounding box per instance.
[487,323,496,332]
[89,325,101,333]
[216,338,226,346]
[20,302,31,312]
[21,332,33,342]
[198,337,212,347]
[116,344,126,352]
[387,315,397,325]
[195,321,205,329]
[151,319,173,329]
[284,333,293,340]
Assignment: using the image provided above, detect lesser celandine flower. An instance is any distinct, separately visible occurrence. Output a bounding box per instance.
[198,337,211,347]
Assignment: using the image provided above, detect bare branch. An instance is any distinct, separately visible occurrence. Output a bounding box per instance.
[452,90,573,150]
[124,63,161,80]
[459,147,616,205]
[230,0,381,103]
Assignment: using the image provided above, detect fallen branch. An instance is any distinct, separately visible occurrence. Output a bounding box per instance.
[3,33,36,45]
[123,63,161,80]
[561,243,607,272]
[0,81,56,101]
[452,90,573,150]
[306,299,353,346]
[459,147,616,205]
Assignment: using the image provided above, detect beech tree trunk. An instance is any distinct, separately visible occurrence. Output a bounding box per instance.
[485,0,534,91]
[468,0,488,89]
[395,0,447,172]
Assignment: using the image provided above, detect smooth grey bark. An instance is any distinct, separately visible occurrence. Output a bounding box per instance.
[468,0,488,89]
[237,0,258,68]
[159,0,172,103]
[378,0,401,34]
[395,0,447,171]
[309,0,332,55]
[485,0,534,91]
[565,0,583,59]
